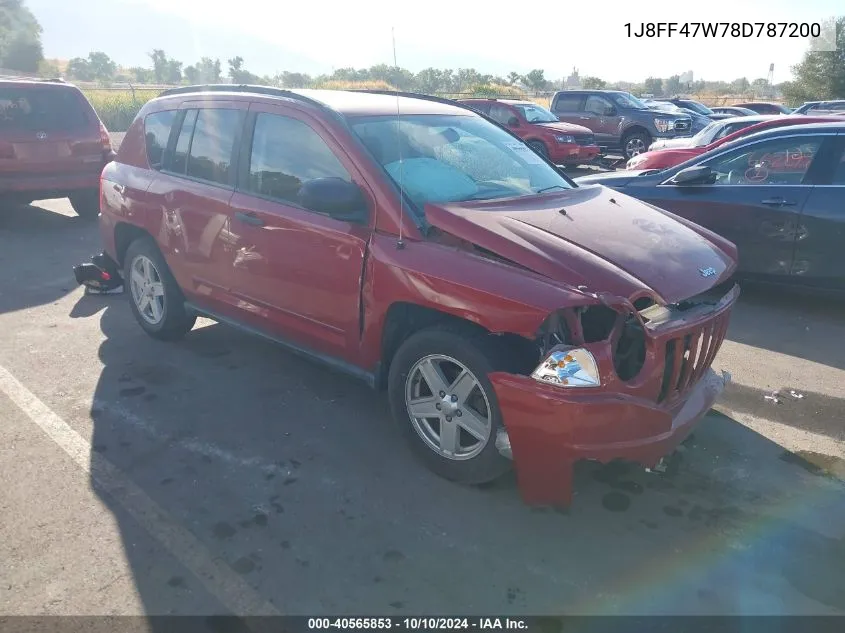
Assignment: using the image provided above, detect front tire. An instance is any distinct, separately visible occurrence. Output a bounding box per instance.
[528,140,549,159]
[124,237,196,341]
[69,189,100,219]
[622,130,651,160]
[388,327,511,485]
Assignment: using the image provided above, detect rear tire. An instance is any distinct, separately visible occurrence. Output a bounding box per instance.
[69,189,100,219]
[124,237,196,341]
[388,326,511,485]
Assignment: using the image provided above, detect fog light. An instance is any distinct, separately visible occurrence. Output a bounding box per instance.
[531,346,601,387]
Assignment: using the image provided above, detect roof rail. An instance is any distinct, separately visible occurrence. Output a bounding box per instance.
[156,83,337,113]
[350,89,487,114]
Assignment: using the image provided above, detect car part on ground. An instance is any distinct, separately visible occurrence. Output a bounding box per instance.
[550,90,692,161]
[98,85,739,507]
[0,78,115,218]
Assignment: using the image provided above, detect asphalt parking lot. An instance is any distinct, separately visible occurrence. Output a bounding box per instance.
[1,149,844,617]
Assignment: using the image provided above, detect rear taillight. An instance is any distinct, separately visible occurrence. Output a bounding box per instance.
[99,121,112,154]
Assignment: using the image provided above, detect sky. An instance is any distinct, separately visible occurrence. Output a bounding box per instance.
[28,0,843,82]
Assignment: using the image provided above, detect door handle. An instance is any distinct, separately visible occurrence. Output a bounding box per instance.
[760,198,797,207]
[113,183,125,195]
[579,116,591,120]
[235,211,265,226]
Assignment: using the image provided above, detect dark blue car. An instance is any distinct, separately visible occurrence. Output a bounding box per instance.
[575,122,845,292]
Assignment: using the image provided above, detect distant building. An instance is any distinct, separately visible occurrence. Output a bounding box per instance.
[565,67,581,90]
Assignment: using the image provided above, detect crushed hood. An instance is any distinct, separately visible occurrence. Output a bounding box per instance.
[425,185,734,305]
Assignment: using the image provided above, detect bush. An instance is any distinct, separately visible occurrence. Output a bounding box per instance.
[83,89,162,132]
[312,79,397,91]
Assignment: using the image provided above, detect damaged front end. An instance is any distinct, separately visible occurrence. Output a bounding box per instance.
[489,281,739,507]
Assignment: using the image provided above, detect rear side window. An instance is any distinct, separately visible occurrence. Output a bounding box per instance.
[552,94,582,112]
[170,109,197,174]
[144,110,176,170]
[245,113,350,206]
[186,108,243,186]
[0,86,90,132]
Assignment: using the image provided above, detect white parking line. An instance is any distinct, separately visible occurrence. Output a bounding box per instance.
[0,363,280,617]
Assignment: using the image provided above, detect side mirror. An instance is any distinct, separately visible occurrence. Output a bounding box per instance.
[297,178,369,222]
[507,117,520,127]
[670,165,715,186]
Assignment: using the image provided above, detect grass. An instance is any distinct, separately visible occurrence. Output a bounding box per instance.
[82,83,551,132]
[83,88,162,132]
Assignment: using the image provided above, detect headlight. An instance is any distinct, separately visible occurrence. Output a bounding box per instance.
[653,118,675,133]
[554,134,575,144]
[531,346,601,387]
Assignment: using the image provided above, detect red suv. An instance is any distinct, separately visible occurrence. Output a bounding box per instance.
[458,98,599,166]
[0,79,114,218]
[97,86,738,507]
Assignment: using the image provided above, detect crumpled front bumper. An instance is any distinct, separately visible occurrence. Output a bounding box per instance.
[488,367,731,507]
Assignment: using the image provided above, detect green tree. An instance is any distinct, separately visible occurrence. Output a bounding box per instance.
[523,69,549,91]
[731,77,750,93]
[66,56,93,81]
[506,71,522,86]
[643,76,663,95]
[0,0,43,72]
[129,66,154,83]
[164,59,182,84]
[183,65,198,84]
[196,57,221,83]
[278,71,311,87]
[782,17,845,104]
[581,76,606,89]
[664,75,682,95]
[87,51,116,82]
[149,49,168,82]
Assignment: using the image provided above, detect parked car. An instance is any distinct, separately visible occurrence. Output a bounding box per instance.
[97,86,738,507]
[550,90,692,160]
[646,115,773,153]
[576,122,845,292]
[646,101,712,134]
[711,106,758,117]
[0,78,115,218]
[664,98,732,120]
[792,100,845,115]
[457,98,599,166]
[627,115,841,170]
[733,102,793,115]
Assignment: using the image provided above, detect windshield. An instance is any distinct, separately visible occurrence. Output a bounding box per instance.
[679,100,714,115]
[514,104,559,123]
[612,93,648,109]
[350,114,573,209]
[691,121,721,146]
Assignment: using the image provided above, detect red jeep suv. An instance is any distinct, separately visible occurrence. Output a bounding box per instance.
[0,79,114,218]
[458,98,599,166]
[98,86,739,507]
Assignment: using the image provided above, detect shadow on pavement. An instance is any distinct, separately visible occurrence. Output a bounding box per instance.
[725,282,845,371]
[0,201,98,315]
[74,291,845,618]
